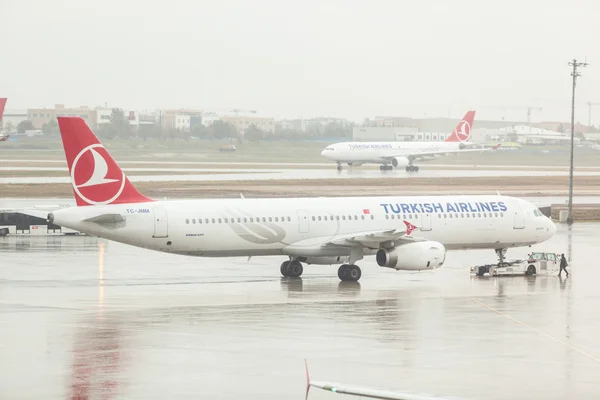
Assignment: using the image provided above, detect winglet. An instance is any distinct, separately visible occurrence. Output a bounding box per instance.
[403,220,417,236]
[491,143,501,150]
[305,359,311,400]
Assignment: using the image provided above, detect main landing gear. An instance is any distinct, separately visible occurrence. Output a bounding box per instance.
[405,165,419,172]
[280,260,303,278]
[337,264,362,282]
[280,259,363,282]
[379,165,393,171]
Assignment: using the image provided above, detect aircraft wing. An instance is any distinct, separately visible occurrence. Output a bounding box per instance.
[284,221,423,255]
[322,227,423,250]
[382,144,500,161]
[305,361,458,400]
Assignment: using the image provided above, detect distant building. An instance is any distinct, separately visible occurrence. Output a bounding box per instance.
[28,104,97,130]
[221,115,275,134]
[158,109,202,132]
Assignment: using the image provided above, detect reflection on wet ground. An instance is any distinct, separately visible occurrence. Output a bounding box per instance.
[1,224,599,399]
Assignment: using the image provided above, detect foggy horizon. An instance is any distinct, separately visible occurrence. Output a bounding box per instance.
[2,0,599,124]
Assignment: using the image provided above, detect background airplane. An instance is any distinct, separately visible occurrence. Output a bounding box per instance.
[321,111,498,172]
[47,117,554,282]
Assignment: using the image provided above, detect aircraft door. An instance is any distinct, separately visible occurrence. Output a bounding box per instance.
[153,206,169,238]
[420,213,432,231]
[513,203,525,229]
[297,210,309,233]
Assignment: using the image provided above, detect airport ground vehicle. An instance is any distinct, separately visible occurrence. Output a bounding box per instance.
[470,252,560,276]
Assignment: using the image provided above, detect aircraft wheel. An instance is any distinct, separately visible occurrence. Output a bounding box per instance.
[347,265,361,281]
[288,261,304,278]
[280,261,291,277]
[337,264,350,280]
[337,165,342,171]
[414,166,419,172]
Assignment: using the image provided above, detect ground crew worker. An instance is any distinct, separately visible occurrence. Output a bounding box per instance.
[559,253,569,276]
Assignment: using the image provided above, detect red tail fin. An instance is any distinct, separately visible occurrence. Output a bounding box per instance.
[444,110,476,143]
[57,117,153,206]
[0,98,7,121]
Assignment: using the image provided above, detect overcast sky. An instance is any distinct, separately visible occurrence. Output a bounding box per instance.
[2,0,599,123]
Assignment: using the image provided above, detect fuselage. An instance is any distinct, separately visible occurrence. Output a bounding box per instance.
[50,195,555,260]
[321,141,463,163]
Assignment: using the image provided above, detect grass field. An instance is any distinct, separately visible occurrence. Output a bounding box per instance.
[2,135,600,166]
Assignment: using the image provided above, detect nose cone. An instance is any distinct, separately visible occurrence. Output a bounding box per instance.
[321,147,334,159]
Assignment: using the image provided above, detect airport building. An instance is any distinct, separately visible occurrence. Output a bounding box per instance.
[220,115,275,134]
[27,104,98,130]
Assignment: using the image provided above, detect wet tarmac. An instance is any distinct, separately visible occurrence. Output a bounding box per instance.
[3,167,600,185]
[1,223,599,399]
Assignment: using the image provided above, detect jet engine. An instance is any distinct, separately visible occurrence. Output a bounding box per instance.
[391,156,410,168]
[376,241,446,270]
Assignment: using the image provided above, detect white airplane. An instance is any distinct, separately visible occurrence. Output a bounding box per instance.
[48,117,555,282]
[321,111,498,172]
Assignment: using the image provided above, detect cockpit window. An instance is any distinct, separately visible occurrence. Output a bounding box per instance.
[533,208,543,217]
[325,147,334,151]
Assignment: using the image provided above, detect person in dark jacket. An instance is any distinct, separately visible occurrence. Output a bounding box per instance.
[559,253,569,276]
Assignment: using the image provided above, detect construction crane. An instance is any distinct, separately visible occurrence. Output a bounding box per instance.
[482,105,543,123]
[588,102,600,127]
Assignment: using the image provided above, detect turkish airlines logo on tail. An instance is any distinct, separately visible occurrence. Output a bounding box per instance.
[71,144,126,205]
[453,119,471,143]
[403,220,418,236]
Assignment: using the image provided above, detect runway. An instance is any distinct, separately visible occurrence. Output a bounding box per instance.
[3,167,600,184]
[0,223,598,399]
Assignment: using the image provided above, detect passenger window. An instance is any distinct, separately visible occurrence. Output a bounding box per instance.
[342,216,346,220]
[199,219,203,224]
[243,218,247,223]
[223,218,227,223]
[478,213,481,218]
[237,218,241,223]
[354,215,358,220]
[312,216,315,221]
[370,215,374,220]
[269,217,272,222]
[336,216,340,220]
[205,218,209,224]
[318,216,322,221]
[386,215,389,220]
[287,217,291,222]
[361,215,365,220]
[186,219,189,224]
[212,218,216,223]
[218,218,222,223]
